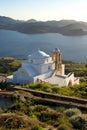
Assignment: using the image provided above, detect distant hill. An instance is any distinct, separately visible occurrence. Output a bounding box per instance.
[0,16,87,36]
[0,16,16,24]
[26,19,37,23]
[60,22,87,35]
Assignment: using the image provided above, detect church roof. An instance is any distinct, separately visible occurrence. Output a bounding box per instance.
[28,50,50,59]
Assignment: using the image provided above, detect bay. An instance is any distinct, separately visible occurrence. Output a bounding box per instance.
[0,29,87,63]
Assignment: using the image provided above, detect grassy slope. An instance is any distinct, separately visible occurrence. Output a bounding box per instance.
[24,82,87,99]
[0,58,87,129]
[0,91,87,130]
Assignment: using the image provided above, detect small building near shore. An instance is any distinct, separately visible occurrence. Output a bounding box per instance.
[7,48,79,86]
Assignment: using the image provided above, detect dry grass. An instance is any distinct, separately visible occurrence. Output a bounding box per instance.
[0,113,56,130]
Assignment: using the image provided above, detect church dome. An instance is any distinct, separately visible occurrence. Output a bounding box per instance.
[28,50,50,59]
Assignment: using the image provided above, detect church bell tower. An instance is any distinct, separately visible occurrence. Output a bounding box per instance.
[52,48,62,75]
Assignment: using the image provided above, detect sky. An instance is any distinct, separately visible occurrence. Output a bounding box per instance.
[0,0,87,22]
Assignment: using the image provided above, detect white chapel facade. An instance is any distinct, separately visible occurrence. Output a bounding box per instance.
[7,48,79,86]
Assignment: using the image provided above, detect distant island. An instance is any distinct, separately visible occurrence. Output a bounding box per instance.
[0,16,87,36]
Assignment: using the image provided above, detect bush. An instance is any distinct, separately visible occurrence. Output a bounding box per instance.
[56,107,65,113]
[69,114,87,129]
[31,125,44,130]
[64,108,81,117]
[38,111,51,122]
[52,87,60,93]
[34,105,48,112]
[57,124,72,130]
[0,113,29,129]
[0,109,3,114]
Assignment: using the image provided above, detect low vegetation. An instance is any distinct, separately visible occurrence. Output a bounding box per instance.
[0,84,86,130]
[0,58,87,129]
[0,91,87,130]
[64,61,87,82]
[0,57,22,75]
[24,82,87,99]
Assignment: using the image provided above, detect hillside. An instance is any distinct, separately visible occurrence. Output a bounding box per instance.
[0,16,87,36]
[0,84,87,130]
[0,57,87,129]
[60,22,87,35]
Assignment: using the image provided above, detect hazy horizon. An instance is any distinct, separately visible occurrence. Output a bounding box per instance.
[0,0,87,22]
[0,15,85,23]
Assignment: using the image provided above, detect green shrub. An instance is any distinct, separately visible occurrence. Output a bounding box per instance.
[0,109,3,114]
[52,87,60,93]
[34,105,46,112]
[57,124,72,130]
[38,111,51,122]
[8,100,28,114]
[69,114,87,129]
[56,107,65,113]
[64,108,81,117]
[31,125,44,130]
[0,114,27,129]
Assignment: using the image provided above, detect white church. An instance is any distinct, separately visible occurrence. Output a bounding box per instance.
[7,48,79,86]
